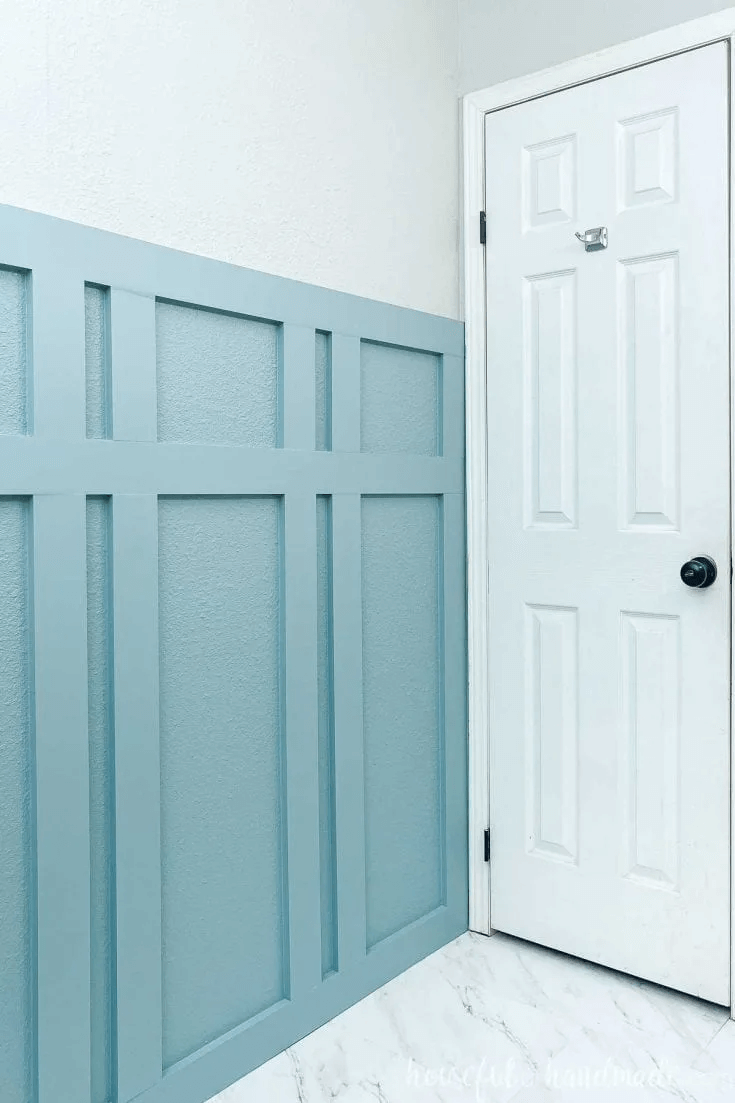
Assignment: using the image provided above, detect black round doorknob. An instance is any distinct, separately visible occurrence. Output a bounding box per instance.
[680,556,717,588]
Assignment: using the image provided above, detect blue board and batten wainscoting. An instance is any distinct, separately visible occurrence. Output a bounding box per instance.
[0,204,468,1103]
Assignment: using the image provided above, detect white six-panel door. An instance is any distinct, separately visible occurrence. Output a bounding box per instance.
[485,43,731,1003]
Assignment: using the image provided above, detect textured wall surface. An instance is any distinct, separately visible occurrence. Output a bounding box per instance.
[362,496,444,948]
[85,285,110,439]
[1,0,460,318]
[361,341,440,456]
[0,499,33,1103]
[156,302,280,447]
[0,267,28,434]
[315,332,332,453]
[86,497,114,1103]
[459,0,735,92]
[159,496,286,1068]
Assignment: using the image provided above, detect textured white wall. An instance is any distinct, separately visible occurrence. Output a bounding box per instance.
[1,1,460,317]
[459,0,735,92]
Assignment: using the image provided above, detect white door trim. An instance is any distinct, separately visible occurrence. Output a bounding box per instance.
[463,8,735,1013]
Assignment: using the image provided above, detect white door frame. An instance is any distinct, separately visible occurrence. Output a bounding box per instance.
[464,8,735,1013]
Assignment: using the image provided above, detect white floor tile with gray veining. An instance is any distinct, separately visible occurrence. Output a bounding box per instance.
[210,932,735,1102]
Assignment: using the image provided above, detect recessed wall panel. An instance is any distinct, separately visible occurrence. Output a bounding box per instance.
[0,499,33,1103]
[619,254,679,529]
[523,270,577,528]
[362,496,444,947]
[156,302,279,446]
[0,268,29,435]
[315,331,332,452]
[86,497,114,1103]
[317,496,337,976]
[360,341,440,455]
[524,604,578,863]
[621,613,680,890]
[159,496,286,1067]
[85,285,111,439]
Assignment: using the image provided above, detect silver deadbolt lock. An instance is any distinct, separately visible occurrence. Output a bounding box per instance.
[574,226,608,252]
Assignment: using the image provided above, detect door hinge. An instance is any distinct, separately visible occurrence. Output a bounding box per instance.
[483,828,491,862]
[480,211,487,245]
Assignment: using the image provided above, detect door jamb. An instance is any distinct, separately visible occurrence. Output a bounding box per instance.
[463,8,735,1015]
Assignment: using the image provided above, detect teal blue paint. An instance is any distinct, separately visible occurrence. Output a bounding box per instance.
[159,496,287,1066]
[315,332,332,451]
[330,335,361,452]
[440,354,465,461]
[31,267,86,440]
[86,498,115,1103]
[441,492,469,918]
[361,496,445,947]
[110,291,157,442]
[33,495,91,1103]
[0,500,34,1103]
[84,286,111,440]
[156,301,279,447]
[0,201,466,1103]
[360,342,440,456]
[0,267,29,435]
[282,492,323,1000]
[282,324,316,451]
[330,494,368,967]
[112,494,162,1102]
[317,496,338,976]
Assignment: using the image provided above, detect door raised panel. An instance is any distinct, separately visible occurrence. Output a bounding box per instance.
[524,604,579,864]
[620,613,680,891]
[522,135,577,230]
[619,253,680,530]
[618,109,678,209]
[523,270,577,528]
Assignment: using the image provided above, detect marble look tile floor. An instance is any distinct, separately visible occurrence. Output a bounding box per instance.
[211,931,735,1102]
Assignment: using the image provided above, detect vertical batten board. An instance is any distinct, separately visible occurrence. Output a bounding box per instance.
[441,353,465,460]
[33,494,91,1103]
[109,290,157,442]
[31,268,86,440]
[442,492,470,919]
[330,335,361,453]
[283,493,323,996]
[112,495,163,1101]
[282,321,322,994]
[331,494,368,965]
[282,324,316,452]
